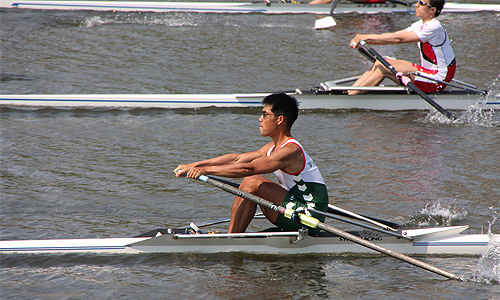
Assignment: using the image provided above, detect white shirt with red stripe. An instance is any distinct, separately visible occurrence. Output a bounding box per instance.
[406,19,456,83]
[266,138,325,192]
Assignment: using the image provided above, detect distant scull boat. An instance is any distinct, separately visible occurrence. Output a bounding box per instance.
[1,0,499,14]
[1,77,499,111]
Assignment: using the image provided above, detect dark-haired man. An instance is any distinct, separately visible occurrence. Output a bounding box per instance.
[348,0,455,95]
[174,93,329,235]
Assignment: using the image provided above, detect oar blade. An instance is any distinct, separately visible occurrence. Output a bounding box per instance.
[315,16,336,30]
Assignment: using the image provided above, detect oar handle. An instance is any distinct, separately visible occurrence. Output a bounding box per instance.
[358,42,457,121]
[357,46,376,64]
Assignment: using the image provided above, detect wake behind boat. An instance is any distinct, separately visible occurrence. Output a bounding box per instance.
[1,0,499,14]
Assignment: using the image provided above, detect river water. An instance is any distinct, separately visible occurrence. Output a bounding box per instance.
[1,2,500,299]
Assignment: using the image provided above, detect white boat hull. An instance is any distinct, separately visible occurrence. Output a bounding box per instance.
[1,90,498,111]
[0,226,496,255]
[0,237,150,254]
[1,0,499,14]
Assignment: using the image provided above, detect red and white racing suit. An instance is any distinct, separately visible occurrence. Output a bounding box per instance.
[406,19,456,93]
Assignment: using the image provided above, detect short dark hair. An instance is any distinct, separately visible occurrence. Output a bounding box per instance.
[262,93,299,130]
[430,0,445,16]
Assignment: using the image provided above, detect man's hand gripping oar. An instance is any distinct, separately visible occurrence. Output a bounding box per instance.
[195,174,461,281]
[357,41,457,121]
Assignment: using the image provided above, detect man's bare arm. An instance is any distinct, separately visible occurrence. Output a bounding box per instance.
[174,143,272,177]
[182,143,303,178]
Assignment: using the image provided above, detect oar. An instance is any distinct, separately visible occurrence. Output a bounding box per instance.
[355,47,483,94]
[409,72,486,94]
[315,0,339,30]
[208,176,400,230]
[307,207,411,240]
[358,41,457,121]
[357,45,376,63]
[197,175,461,280]
[327,204,399,231]
[202,178,399,234]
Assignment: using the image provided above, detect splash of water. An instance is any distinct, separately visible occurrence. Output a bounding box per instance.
[80,13,200,28]
[402,199,467,227]
[403,203,500,283]
[460,79,500,127]
[422,74,500,127]
[470,209,500,284]
[421,109,456,125]
[81,16,114,28]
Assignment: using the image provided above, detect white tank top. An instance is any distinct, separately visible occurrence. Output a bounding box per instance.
[267,138,325,192]
[407,19,456,81]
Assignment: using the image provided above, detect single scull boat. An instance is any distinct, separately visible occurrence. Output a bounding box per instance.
[2,77,498,111]
[1,0,499,14]
[0,224,496,255]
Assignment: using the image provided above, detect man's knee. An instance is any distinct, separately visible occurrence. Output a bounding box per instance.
[239,175,265,194]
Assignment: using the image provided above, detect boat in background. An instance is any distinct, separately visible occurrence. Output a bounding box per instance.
[1,77,499,111]
[1,0,499,14]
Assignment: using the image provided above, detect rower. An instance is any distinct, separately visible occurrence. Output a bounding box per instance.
[347,0,456,95]
[174,93,329,235]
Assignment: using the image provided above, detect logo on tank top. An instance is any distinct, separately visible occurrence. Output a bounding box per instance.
[308,160,316,168]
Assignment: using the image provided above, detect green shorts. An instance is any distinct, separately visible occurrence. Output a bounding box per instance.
[273,183,328,235]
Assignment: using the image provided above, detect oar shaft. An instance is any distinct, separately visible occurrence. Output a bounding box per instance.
[199,175,292,222]
[328,204,398,231]
[359,42,456,121]
[308,207,411,240]
[328,0,339,16]
[208,176,400,230]
[411,72,485,93]
[315,222,461,280]
[198,175,461,280]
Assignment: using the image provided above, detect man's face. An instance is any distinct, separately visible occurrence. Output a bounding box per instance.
[259,104,280,137]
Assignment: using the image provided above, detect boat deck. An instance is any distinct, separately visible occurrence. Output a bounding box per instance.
[0,225,495,255]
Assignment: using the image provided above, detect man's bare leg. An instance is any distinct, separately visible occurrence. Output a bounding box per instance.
[348,60,417,95]
[228,175,288,233]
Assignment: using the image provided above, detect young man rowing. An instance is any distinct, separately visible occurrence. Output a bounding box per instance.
[348,0,455,95]
[174,93,329,235]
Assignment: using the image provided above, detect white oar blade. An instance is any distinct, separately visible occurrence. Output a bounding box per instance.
[315,16,336,30]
